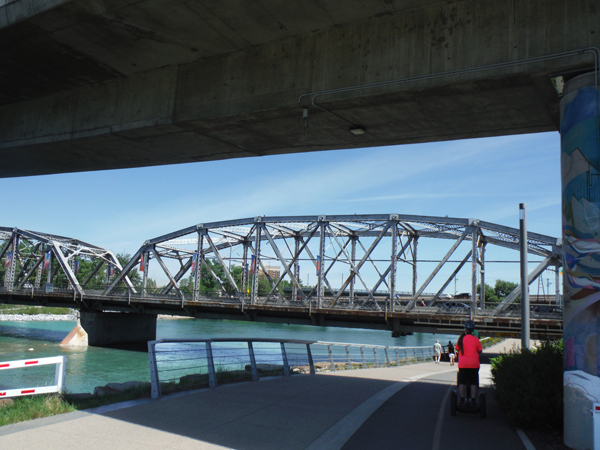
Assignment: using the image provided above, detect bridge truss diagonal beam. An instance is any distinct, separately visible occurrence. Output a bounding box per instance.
[493,256,555,313]
[407,228,471,310]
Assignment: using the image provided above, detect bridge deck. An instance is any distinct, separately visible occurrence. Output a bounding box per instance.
[0,287,562,338]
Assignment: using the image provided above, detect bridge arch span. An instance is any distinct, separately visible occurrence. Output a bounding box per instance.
[106,214,562,317]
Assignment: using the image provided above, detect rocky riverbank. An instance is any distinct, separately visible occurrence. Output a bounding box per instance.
[0,312,193,321]
[0,312,78,321]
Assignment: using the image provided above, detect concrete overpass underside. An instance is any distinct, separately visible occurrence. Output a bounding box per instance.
[0,0,598,177]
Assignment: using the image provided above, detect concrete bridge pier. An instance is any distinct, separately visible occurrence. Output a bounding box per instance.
[79,311,157,349]
[561,71,600,450]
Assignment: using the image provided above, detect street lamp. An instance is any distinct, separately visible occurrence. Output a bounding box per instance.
[454,277,458,296]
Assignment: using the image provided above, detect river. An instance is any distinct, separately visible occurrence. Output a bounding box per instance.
[0,318,456,394]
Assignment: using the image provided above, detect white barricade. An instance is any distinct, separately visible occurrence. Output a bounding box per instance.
[0,356,66,398]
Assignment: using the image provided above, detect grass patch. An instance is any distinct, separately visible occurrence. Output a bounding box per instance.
[0,305,73,315]
[63,386,152,410]
[0,395,76,426]
[0,387,153,427]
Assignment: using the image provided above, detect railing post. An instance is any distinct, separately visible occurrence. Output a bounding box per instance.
[280,342,290,376]
[345,346,352,369]
[54,356,67,394]
[373,348,380,368]
[394,348,400,366]
[328,345,336,372]
[384,348,391,367]
[248,342,259,381]
[306,344,315,375]
[360,347,367,368]
[404,348,408,364]
[148,341,161,398]
[206,341,217,387]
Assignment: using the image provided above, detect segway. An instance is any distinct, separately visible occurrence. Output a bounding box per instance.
[449,373,486,418]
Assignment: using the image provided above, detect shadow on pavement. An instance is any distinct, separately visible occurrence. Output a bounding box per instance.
[98,369,523,450]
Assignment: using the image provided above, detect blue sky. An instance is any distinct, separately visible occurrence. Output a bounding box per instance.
[2,131,561,292]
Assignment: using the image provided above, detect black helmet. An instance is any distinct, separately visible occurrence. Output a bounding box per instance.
[464,320,475,333]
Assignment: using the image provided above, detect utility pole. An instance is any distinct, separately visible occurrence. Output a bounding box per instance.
[520,203,530,350]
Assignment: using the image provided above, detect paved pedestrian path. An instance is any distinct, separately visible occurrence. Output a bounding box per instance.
[0,339,529,449]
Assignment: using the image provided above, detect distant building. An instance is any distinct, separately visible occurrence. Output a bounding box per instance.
[260,265,280,279]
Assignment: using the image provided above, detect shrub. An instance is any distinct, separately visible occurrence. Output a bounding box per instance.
[491,340,563,430]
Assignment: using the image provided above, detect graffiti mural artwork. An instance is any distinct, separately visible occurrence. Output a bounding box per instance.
[561,72,600,450]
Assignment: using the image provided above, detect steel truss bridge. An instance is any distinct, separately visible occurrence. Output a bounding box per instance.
[0,215,563,338]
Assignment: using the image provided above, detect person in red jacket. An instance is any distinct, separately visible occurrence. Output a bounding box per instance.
[455,320,482,408]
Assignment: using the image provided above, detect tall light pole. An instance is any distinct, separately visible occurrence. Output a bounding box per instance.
[520,203,530,350]
[454,277,458,296]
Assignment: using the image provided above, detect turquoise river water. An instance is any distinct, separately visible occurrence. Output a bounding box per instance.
[0,319,456,394]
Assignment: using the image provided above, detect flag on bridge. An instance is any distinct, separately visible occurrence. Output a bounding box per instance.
[4,251,12,267]
[109,264,114,277]
[43,251,51,272]
[191,252,198,272]
[250,255,256,275]
[139,254,145,272]
[74,260,79,274]
[316,255,321,274]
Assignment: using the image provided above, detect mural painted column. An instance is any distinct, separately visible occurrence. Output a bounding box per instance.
[561,71,600,450]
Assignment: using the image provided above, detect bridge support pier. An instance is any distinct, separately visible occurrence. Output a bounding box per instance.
[80,311,157,349]
[561,71,600,450]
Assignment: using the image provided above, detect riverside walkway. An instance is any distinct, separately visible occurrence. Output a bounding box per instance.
[0,340,529,450]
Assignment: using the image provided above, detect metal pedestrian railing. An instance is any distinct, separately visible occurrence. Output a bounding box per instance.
[147,338,436,398]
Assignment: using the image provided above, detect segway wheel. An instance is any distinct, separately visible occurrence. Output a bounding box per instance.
[478,391,486,418]
[450,390,457,416]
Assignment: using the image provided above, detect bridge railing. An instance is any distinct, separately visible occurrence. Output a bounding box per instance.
[147,338,436,399]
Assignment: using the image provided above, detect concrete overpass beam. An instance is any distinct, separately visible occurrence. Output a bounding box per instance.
[1,0,599,177]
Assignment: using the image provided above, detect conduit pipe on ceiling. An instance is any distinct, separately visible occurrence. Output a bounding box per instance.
[298,47,600,131]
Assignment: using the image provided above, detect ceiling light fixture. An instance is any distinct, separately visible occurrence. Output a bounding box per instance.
[350,127,366,135]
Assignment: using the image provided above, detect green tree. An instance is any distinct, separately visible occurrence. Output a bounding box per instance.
[477,283,500,303]
[494,279,518,299]
[179,259,243,296]
[116,252,141,289]
[476,279,518,303]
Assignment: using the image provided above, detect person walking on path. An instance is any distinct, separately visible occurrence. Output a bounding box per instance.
[455,320,482,408]
[433,340,442,364]
[447,340,455,366]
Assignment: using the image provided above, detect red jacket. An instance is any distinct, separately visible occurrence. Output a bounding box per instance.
[456,334,482,368]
